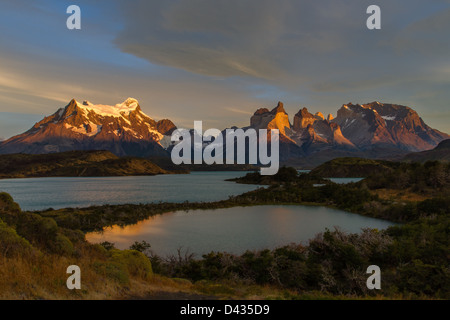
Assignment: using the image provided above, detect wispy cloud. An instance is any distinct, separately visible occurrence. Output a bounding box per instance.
[0,0,449,136]
[225,108,254,116]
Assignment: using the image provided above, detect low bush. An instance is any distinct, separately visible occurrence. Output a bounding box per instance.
[0,218,33,257]
[109,249,153,280]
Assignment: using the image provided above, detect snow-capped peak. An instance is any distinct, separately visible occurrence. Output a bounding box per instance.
[123,97,139,107]
[75,98,141,118]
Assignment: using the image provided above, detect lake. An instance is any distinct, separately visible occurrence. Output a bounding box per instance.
[0,172,363,211]
[86,205,395,257]
[0,172,261,211]
[0,172,384,257]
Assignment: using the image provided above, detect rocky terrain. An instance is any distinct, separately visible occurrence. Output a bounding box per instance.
[0,99,447,168]
[0,98,176,158]
[244,101,449,166]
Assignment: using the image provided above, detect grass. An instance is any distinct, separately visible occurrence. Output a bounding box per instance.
[1,160,449,300]
[0,251,313,300]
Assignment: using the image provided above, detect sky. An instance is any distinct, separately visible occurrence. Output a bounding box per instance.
[0,0,449,139]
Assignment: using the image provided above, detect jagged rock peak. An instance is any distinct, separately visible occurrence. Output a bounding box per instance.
[327,114,334,121]
[315,112,325,120]
[123,97,140,107]
[271,101,287,115]
[250,102,290,134]
[254,108,270,115]
[156,119,177,135]
[293,107,316,130]
[295,107,314,118]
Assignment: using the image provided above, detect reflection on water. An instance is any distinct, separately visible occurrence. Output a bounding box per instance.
[0,172,260,211]
[328,177,364,184]
[86,205,396,257]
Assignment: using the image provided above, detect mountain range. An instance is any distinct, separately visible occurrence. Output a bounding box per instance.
[246,101,449,166]
[0,98,448,167]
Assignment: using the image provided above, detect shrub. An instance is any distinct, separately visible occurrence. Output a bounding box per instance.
[396,259,450,298]
[60,228,85,244]
[99,241,116,251]
[109,249,153,280]
[15,213,58,246]
[0,192,21,214]
[52,233,75,256]
[0,218,32,257]
[93,261,129,284]
[129,240,151,254]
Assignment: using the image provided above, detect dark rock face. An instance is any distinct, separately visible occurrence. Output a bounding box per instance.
[250,102,291,136]
[293,108,317,131]
[333,102,449,151]
[156,119,177,136]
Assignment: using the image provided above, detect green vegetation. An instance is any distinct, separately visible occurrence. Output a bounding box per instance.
[0,192,307,300]
[0,159,449,299]
[146,222,448,298]
[307,157,398,178]
[149,156,257,172]
[0,150,173,179]
[0,191,155,298]
[137,160,449,299]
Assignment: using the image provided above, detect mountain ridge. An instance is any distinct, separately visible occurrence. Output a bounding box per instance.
[402,139,450,162]
[244,101,449,166]
[0,99,448,167]
[0,98,176,157]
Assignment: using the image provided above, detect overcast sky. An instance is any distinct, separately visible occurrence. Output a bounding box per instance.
[1,0,449,139]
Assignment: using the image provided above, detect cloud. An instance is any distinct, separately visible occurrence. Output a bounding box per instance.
[113,0,450,94]
[1,0,450,137]
[114,0,368,79]
[393,8,450,58]
[225,108,254,116]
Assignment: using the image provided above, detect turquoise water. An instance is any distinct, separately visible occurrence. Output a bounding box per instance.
[86,205,395,257]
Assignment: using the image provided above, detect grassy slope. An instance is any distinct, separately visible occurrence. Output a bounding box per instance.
[0,151,170,179]
[1,160,449,299]
[309,157,398,178]
[0,192,305,300]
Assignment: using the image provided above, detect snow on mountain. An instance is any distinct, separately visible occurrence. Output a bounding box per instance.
[0,98,177,157]
[333,102,449,151]
[77,98,140,118]
[245,101,449,164]
[1,98,448,167]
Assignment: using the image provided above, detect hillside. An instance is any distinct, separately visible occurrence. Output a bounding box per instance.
[0,150,170,179]
[309,157,398,178]
[0,192,315,300]
[403,139,450,162]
